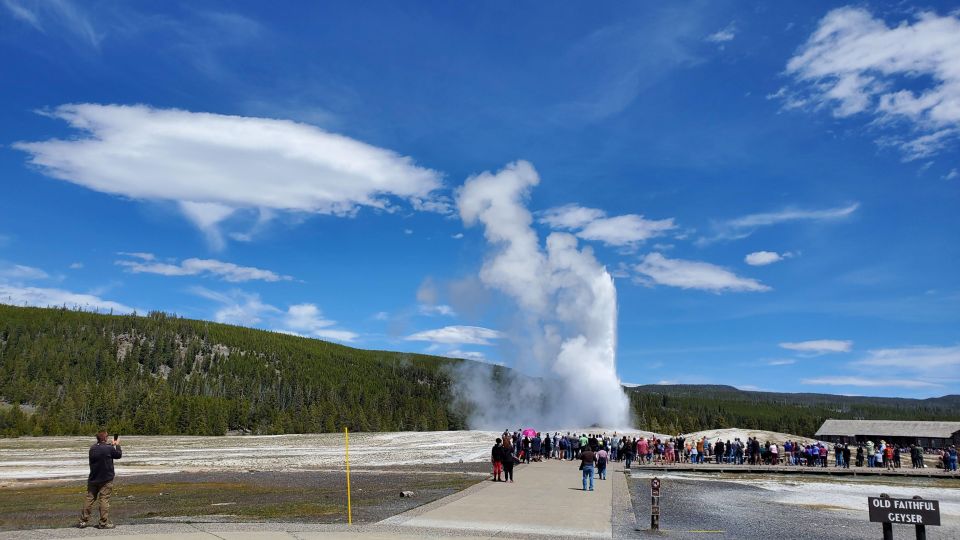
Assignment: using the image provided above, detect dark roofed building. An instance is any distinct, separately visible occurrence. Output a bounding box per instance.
[815,419,960,449]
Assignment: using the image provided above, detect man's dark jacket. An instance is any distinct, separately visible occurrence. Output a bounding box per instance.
[88,442,122,484]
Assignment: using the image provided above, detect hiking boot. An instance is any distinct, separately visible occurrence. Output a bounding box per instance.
[77,521,88,529]
[97,523,115,529]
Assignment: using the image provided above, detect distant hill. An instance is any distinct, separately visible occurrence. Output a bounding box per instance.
[2,304,956,438]
[0,304,472,436]
[625,384,960,437]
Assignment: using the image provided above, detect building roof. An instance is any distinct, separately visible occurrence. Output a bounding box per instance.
[815,419,960,439]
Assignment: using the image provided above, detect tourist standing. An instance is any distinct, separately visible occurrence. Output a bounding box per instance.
[491,438,503,482]
[502,439,517,482]
[596,447,608,480]
[79,431,121,529]
[580,445,597,491]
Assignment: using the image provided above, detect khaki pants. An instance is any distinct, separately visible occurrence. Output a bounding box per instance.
[81,481,113,526]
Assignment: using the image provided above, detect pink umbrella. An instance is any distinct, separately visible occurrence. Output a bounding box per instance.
[522,428,537,438]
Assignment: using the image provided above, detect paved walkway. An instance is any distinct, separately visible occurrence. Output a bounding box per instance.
[0,460,634,540]
[386,458,619,538]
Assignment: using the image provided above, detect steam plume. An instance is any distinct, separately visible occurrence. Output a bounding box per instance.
[454,161,629,429]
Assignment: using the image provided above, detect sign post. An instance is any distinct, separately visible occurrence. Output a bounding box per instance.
[650,477,661,531]
[868,493,940,540]
[345,427,352,525]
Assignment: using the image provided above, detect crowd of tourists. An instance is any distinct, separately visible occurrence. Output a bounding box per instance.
[491,430,959,482]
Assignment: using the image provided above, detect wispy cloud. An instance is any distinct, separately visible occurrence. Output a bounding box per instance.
[634,253,770,293]
[706,23,736,44]
[853,345,960,379]
[405,325,502,346]
[446,350,487,362]
[0,263,49,281]
[780,339,853,355]
[539,204,675,247]
[801,376,940,389]
[766,359,796,366]
[2,0,102,49]
[116,253,292,282]
[418,304,456,317]
[191,287,357,342]
[745,251,793,266]
[700,203,859,244]
[279,303,358,342]
[776,7,960,160]
[0,284,132,313]
[802,344,959,392]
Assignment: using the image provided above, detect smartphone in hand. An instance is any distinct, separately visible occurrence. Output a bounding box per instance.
[113,434,119,442]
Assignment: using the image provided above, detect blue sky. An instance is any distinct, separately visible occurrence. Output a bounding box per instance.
[0,1,958,398]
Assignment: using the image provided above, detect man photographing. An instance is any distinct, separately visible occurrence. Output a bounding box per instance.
[79,431,121,529]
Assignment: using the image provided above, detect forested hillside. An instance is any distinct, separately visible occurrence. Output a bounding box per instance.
[627,384,960,436]
[2,304,957,438]
[0,305,468,436]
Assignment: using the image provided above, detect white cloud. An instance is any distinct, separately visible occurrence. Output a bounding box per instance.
[779,7,960,160]
[538,204,675,247]
[945,168,959,180]
[539,204,606,230]
[116,254,292,282]
[634,253,770,293]
[14,104,443,248]
[706,23,736,43]
[780,339,853,354]
[0,284,132,313]
[191,287,356,342]
[191,288,279,326]
[405,325,502,346]
[280,303,358,343]
[372,311,390,321]
[446,350,487,361]
[451,233,464,239]
[702,203,858,243]
[68,262,84,270]
[418,304,456,317]
[744,251,786,266]
[404,229,413,235]
[0,263,49,280]
[801,376,941,389]
[767,359,796,366]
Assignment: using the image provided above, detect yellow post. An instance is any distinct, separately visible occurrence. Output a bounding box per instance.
[345,427,352,525]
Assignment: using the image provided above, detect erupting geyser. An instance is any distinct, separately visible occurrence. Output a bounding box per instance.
[453,160,630,429]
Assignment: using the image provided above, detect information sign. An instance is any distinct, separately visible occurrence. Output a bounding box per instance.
[868,497,940,527]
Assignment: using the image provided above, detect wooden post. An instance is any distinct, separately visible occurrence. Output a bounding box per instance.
[913,496,926,540]
[345,427,352,525]
[881,494,893,540]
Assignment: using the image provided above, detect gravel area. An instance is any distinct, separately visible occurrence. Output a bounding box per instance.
[625,475,960,539]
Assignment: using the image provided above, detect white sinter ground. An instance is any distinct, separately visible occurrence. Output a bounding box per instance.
[0,428,645,482]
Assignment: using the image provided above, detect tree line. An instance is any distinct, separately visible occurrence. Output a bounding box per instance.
[0,305,465,436]
[2,305,957,438]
